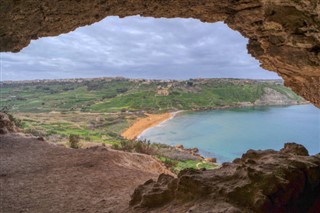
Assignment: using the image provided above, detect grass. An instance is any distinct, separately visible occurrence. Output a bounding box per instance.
[1,78,303,113]
[157,156,218,174]
[16,112,136,145]
[269,84,302,101]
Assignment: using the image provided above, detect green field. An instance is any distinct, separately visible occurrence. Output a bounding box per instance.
[1,78,303,113]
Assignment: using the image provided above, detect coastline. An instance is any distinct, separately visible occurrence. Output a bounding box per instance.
[121,102,310,141]
[189,101,310,112]
[121,112,181,140]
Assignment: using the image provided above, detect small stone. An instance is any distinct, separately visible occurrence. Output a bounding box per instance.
[37,136,45,141]
[175,144,184,149]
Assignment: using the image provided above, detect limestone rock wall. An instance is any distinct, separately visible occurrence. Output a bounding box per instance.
[130,143,320,213]
[0,0,319,107]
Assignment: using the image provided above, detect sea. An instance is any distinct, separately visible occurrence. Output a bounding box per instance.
[139,104,320,163]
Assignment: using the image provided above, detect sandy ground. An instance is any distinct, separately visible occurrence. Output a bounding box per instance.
[0,134,172,213]
[121,113,173,140]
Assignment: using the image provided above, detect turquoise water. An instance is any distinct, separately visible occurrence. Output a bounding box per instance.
[140,105,320,162]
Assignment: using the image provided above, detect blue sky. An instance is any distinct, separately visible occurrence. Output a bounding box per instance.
[1,16,280,81]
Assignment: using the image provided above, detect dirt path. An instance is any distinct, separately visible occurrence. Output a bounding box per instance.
[121,113,173,140]
[0,134,171,213]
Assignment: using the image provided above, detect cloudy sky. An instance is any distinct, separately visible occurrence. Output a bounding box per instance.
[1,16,280,81]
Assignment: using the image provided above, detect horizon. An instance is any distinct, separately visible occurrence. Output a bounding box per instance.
[0,75,283,83]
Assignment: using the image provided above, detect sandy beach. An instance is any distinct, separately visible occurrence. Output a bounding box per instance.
[121,112,175,140]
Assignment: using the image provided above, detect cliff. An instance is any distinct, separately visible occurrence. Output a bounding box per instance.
[254,87,304,106]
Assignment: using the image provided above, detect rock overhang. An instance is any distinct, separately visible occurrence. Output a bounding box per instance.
[0,0,319,107]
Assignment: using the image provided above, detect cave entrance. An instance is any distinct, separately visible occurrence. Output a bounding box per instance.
[1,16,318,163]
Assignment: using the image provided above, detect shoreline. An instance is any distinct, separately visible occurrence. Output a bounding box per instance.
[121,111,181,140]
[121,102,310,141]
[189,101,310,112]
[136,110,183,140]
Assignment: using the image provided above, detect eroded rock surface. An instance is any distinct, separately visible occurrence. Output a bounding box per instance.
[0,0,319,107]
[0,134,173,213]
[254,87,302,106]
[130,143,320,213]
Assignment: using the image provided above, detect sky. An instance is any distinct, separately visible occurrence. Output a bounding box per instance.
[0,16,280,81]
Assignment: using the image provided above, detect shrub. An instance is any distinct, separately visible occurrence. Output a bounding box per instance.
[84,136,91,141]
[158,156,177,169]
[118,140,129,151]
[69,134,81,149]
[134,141,144,153]
[112,143,120,150]
[116,88,128,93]
[135,140,153,155]
[8,114,23,128]
[0,106,23,128]
[112,139,154,155]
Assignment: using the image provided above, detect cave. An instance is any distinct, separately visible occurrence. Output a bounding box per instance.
[1,1,320,213]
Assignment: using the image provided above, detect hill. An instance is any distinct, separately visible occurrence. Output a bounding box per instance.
[1,78,305,113]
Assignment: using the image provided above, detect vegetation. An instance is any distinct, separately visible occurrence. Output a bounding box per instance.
[1,77,304,173]
[112,139,154,154]
[69,134,81,149]
[111,139,218,174]
[15,112,134,144]
[157,156,218,174]
[0,106,23,128]
[0,78,303,113]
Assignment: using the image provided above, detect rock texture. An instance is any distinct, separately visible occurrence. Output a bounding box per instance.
[254,87,302,106]
[0,134,173,213]
[0,0,319,107]
[130,143,320,213]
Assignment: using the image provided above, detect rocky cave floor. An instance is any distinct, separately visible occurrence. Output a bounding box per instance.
[0,133,172,213]
[1,132,320,213]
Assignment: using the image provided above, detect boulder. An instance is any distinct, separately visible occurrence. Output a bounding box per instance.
[130,174,177,208]
[280,142,309,156]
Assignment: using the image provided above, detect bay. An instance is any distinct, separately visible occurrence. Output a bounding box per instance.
[140,105,320,162]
